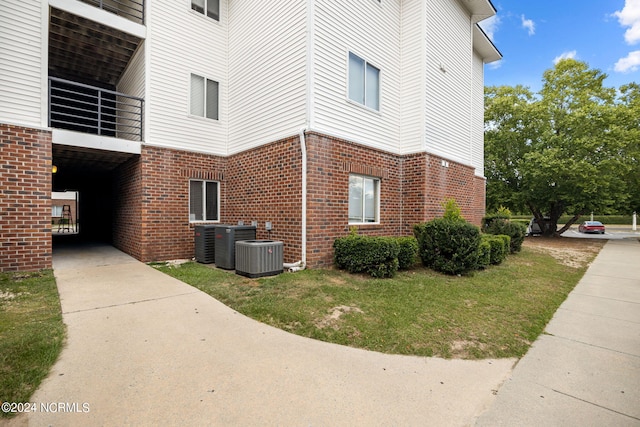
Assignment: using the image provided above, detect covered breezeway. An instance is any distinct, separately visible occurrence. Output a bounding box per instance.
[52,143,140,250]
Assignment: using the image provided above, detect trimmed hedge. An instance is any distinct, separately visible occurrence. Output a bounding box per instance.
[485,220,526,253]
[397,236,419,270]
[482,212,511,228]
[477,239,491,269]
[481,234,510,265]
[413,218,481,275]
[512,215,634,225]
[333,235,400,278]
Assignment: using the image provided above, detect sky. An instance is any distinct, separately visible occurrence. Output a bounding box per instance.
[481,0,640,92]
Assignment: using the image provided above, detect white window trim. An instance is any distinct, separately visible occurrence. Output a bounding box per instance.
[189,73,220,121]
[346,51,382,113]
[189,179,220,223]
[348,174,381,225]
[189,0,220,21]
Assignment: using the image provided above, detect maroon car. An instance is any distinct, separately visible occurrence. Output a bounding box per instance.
[578,221,605,234]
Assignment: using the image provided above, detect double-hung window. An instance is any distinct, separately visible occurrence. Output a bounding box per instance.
[191,0,220,21]
[348,174,380,223]
[189,180,219,222]
[190,74,219,120]
[348,52,380,111]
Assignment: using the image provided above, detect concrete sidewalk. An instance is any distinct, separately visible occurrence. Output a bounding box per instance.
[17,243,515,426]
[475,238,640,426]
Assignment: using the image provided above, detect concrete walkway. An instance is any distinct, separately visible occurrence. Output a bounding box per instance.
[19,243,515,426]
[475,238,640,426]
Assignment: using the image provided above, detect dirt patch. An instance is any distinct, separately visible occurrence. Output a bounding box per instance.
[0,290,29,301]
[314,305,364,330]
[523,237,605,269]
[450,340,488,358]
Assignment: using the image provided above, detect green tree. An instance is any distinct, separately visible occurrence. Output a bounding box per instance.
[485,59,634,235]
[615,83,640,213]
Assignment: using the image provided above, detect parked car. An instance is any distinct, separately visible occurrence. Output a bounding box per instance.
[527,217,546,236]
[578,221,605,234]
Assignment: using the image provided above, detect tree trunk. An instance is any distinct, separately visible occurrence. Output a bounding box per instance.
[557,212,583,235]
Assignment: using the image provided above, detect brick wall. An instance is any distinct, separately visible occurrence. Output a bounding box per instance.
[0,123,52,272]
[304,132,484,267]
[112,132,484,268]
[225,137,303,263]
[305,132,403,267]
[136,145,226,262]
[119,140,303,264]
[113,155,143,259]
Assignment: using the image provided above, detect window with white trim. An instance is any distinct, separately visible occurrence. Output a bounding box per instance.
[348,174,380,223]
[191,0,220,21]
[189,180,219,222]
[348,52,380,111]
[190,74,219,120]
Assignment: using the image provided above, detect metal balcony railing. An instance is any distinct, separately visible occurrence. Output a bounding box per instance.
[49,77,144,142]
[79,0,144,24]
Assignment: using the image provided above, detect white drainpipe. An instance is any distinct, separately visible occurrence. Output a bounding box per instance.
[284,127,308,272]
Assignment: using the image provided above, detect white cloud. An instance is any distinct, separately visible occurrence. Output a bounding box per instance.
[614,50,640,72]
[479,15,500,41]
[488,60,503,71]
[521,15,535,36]
[553,50,578,64]
[613,0,640,45]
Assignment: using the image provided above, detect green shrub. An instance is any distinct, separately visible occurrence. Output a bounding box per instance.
[485,220,526,253]
[333,234,400,278]
[413,218,480,275]
[477,239,491,269]
[482,234,509,265]
[482,206,512,228]
[442,198,464,221]
[396,236,419,270]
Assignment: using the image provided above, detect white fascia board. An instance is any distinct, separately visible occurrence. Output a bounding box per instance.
[48,0,146,39]
[460,0,497,23]
[53,129,141,154]
[473,24,502,63]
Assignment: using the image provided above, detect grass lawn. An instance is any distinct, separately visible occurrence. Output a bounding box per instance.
[154,238,605,359]
[0,270,65,418]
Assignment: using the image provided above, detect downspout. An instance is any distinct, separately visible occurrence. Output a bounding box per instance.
[285,0,313,272]
[284,127,307,272]
[299,127,308,268]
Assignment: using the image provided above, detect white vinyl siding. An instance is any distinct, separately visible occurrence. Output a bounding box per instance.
[0,0,46,127]
[116,44,145,141]
[312,0,401,153]
[471,51,485,177]
[227,0,307,155]
[399,0,425,154]
[146,0,227,155]
[424,0,473,165]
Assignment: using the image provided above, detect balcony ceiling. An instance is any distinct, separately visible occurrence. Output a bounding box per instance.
[53,144,137,174]
[49,7,142,87]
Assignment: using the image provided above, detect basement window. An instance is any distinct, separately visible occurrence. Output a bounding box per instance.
[348,174,380,224]
[191,0,220,21]
[189,180,219,222]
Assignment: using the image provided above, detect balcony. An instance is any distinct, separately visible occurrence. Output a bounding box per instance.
[77,0,144,24]
[49,77,144,141]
